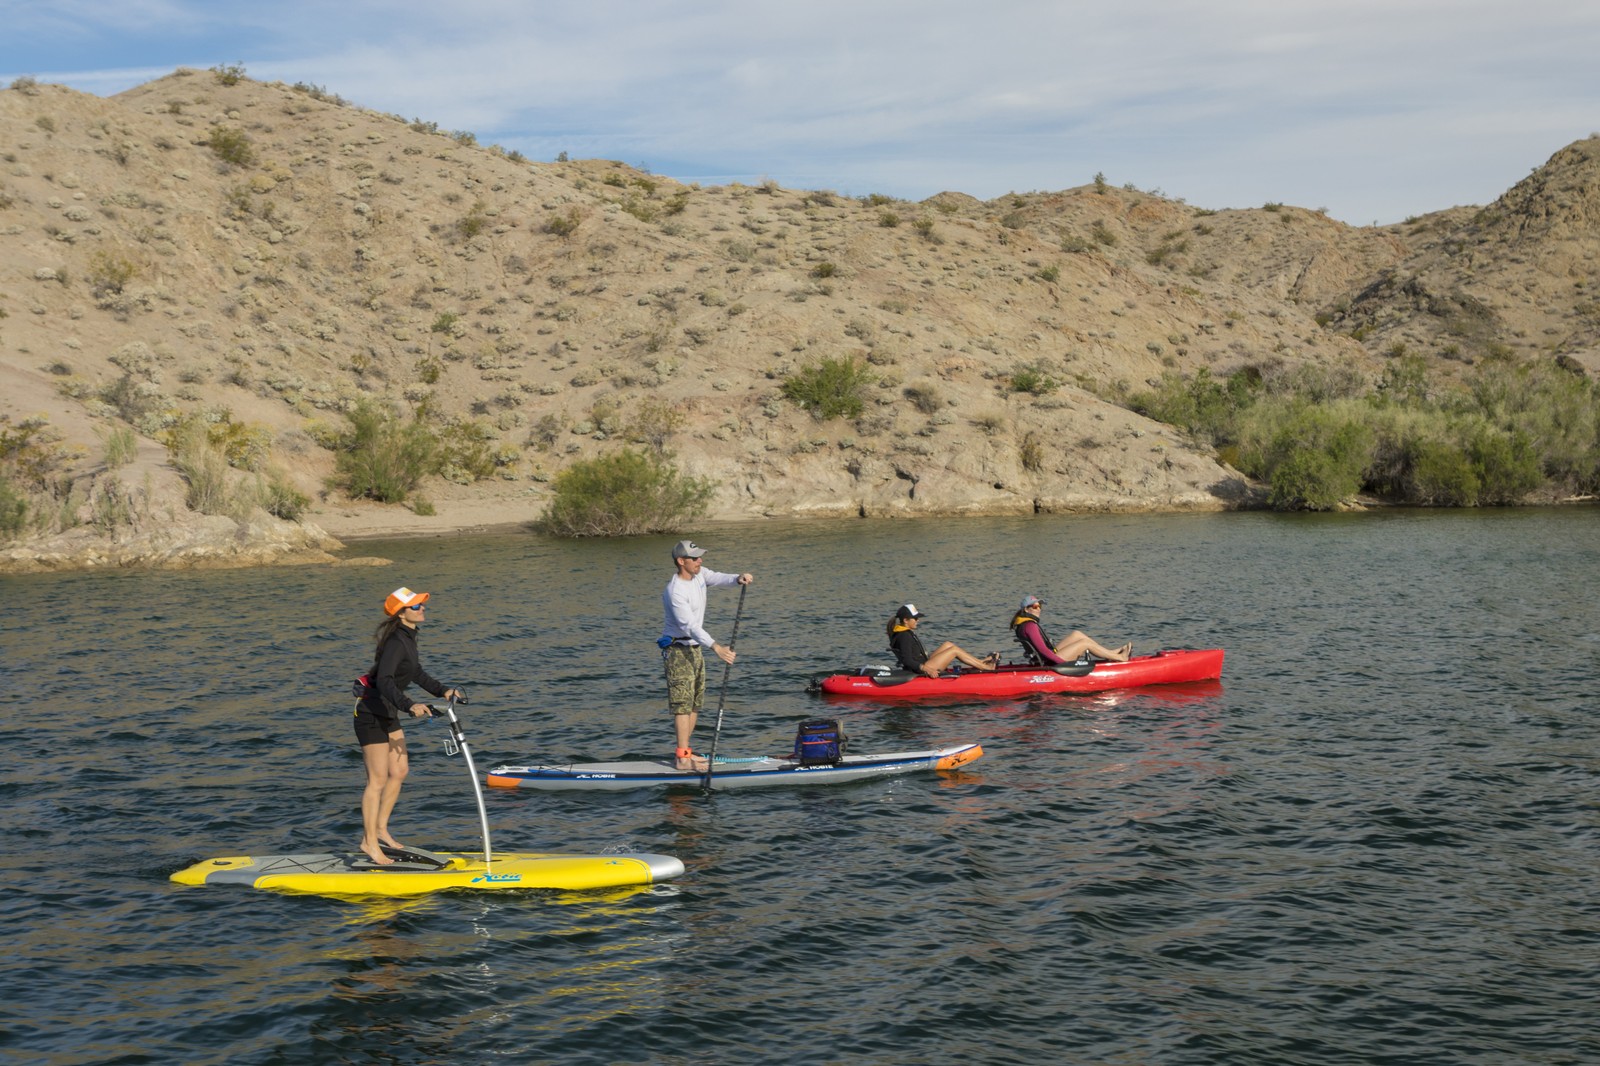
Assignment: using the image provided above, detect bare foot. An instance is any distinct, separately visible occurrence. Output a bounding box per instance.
[674,751,709,772]
[359,840,395,865]
[1115,643,1133,662]
[981,653,1001,671]
[379,832,404,850]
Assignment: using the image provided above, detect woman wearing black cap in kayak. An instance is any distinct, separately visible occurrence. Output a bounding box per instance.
[885,603,999,677]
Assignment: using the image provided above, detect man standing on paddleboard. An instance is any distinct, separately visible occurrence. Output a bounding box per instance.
[661,540,752,771]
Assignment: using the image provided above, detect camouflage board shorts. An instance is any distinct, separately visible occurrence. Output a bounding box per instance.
[664,644,705,716]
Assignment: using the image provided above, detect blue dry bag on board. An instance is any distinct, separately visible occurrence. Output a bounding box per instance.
[793,718,847,767]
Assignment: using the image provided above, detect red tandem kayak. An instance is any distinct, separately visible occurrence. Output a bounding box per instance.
[812,648,1224,700]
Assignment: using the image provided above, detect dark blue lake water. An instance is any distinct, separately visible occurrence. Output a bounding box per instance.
[2,510,1596,1065]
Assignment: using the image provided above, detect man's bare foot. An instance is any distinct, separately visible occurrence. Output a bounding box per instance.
[359,840,395,865]
[1115,643,1133,662]
[674,749,709,772]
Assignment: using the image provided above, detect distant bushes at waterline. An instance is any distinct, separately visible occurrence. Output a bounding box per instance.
[326,399,507,505]
[329,399,438,504]
[541,449,714,537]
[165,416,308,521]
[1127,355,1599,510]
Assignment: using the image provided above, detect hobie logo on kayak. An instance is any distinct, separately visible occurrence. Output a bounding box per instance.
[470,873,523,884]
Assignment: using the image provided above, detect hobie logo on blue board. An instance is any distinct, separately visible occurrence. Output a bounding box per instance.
[470,873,523,883]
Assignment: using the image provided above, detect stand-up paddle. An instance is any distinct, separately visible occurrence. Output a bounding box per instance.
[432,696,494,866]
[701,582,747,792]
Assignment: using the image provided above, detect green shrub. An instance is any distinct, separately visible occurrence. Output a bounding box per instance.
[168,420,238,516]
[1260,407,1373,511]
[1407,436,1480,506]
[87,250,138,296]
[1008,363,1060,396]
[545,208,581,237]
[103,426,137,468]
[0,475,28,539]
[1468,425,1543,504]
[437,421,498,483]
[259,470,309,520]
[782,356,876,421]
[1129,367,1258,443]
[457,202,490,239]
[626,398,686,455]
[210,63,246,86]
[206,126,255,166]
[331,399,438,503]
[541,449,715,537]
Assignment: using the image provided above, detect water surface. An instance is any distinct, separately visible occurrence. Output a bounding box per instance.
[3,510,1595,1064]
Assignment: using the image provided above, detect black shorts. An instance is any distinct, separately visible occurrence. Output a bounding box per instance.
[353,706,401,747]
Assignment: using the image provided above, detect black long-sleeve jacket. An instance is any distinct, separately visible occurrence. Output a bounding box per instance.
[363,625,445,718]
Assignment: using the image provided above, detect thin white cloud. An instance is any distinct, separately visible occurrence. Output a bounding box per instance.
[4,0,1598,222]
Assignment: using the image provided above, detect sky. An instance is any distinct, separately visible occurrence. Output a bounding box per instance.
[4,0,1598,225]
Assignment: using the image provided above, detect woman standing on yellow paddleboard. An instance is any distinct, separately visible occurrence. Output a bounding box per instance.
[354,587,465,866]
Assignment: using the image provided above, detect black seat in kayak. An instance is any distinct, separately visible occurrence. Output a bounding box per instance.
[1014,630,1095,676]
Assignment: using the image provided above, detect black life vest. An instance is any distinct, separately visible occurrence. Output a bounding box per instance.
[1009,612,1053,665]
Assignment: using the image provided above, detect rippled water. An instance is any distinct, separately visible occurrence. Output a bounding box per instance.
[3,510,1596,1065]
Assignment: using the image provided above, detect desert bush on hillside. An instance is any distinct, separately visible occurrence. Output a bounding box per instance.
[102,426,137,468]
[436,421,499,484]
[626,398,687,455]
[1008,363,1060,396]
[541,449,714,537]
[782,356,876,421]
[0,416,64,539]
[1019,431,1044,472]
[168,419,242,517]
[904,384,943,415]
[206,126,255,167]
[87,250,138,297]
[210,63,246,85]
[0,477,26,539]
[545,208,582,237]
[456,201,490,240]
[331,399,438,503]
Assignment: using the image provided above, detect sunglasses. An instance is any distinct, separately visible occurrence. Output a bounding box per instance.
[405,603,427,611]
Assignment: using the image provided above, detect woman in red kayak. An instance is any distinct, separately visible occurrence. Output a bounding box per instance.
[1010,594,1130,664]
[887,604,999,676]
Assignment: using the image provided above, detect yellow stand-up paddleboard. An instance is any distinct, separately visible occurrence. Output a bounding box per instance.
[171,849,684,896]
[171,701,686,898]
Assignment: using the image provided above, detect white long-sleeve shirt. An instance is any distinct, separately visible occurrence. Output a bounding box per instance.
[661,567,740,647]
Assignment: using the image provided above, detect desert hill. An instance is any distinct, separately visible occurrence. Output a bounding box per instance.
[2,69,1596,571]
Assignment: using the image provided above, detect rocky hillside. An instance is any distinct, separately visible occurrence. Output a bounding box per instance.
[2,70,1596,571]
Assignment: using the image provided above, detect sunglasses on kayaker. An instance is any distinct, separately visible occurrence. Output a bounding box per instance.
[404,603,427,611]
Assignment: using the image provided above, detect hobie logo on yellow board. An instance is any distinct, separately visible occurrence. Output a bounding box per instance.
[470,873,523,883]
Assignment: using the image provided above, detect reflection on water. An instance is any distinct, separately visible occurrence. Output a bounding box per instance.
[4,508,1597,1064]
